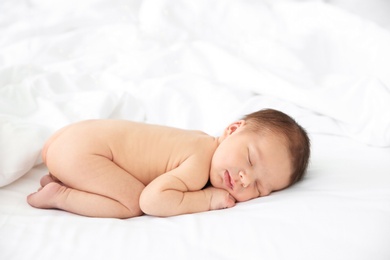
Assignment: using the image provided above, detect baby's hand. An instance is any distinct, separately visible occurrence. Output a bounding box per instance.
[204,187,236,210]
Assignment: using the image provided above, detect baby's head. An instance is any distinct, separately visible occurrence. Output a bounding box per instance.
[241,109,310,187]
[209,108,310,202]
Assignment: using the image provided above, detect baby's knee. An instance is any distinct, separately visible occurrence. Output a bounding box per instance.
[129,207,144,218]
[118,204,143,219]
[116,191,144,218]
[123,197,144,218]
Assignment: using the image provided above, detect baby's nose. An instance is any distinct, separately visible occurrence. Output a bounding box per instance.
[239,171,250,188]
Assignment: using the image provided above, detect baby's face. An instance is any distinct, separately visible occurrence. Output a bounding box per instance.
[210,122,292,202]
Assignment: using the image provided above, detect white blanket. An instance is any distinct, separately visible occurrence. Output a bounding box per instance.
[1,0,390,187]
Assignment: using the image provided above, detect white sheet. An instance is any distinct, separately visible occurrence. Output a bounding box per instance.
[1,0,390,259]
[2,134,390,260]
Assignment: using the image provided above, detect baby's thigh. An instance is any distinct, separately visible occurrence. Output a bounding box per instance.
[44,128,145,207]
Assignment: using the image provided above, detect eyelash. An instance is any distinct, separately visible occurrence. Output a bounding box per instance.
[255,181,261,196]
[247,150,252,166]
[248,148,260,195]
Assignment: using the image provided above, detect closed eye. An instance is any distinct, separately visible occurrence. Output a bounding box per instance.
[255,181,261,196]
[247,147,252,166]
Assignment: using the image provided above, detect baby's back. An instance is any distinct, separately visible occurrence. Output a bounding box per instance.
[45,120,216,185]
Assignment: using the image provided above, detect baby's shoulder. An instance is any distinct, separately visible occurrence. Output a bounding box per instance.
[183,132,218,161]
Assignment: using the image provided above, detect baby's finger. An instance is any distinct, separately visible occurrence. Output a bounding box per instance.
[228,194,236,203]
[226,194,236,208]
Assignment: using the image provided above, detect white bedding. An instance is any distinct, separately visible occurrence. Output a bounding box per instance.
[1,0,390,259]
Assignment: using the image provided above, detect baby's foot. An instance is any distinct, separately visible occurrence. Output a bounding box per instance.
[40,173,64,185]
[40,174,56,187]
[27,182,65,209]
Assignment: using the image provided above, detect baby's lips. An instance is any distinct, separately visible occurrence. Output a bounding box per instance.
[224,170,232,190]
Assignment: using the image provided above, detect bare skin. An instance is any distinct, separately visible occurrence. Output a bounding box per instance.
[27,119,292,218]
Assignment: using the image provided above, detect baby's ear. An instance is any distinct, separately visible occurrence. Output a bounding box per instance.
[225,120,246,136]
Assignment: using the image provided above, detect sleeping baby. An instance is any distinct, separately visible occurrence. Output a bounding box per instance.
[27,109,310,218]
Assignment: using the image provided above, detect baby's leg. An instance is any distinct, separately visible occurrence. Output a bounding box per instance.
[28,180,141,218]
[28,155,145,218]
[28,132,145,218]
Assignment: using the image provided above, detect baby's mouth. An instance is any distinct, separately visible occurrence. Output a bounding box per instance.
[224,170,234,190]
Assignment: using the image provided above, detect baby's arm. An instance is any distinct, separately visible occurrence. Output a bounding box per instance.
[139,156,236,217]
[203,186,236,210]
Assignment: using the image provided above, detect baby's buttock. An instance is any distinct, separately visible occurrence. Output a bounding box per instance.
[42,120,114,165]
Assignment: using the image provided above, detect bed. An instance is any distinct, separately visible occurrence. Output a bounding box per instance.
[1,0,390,259]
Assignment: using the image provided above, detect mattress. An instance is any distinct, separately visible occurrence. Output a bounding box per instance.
[1,0,390,259]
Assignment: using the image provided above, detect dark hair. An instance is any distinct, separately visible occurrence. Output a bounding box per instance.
[242,109,310,186]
